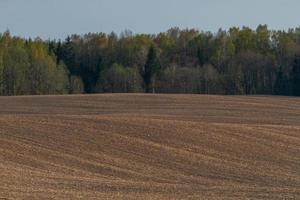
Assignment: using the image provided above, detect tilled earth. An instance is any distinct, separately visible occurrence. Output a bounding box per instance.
[0,94,299,199]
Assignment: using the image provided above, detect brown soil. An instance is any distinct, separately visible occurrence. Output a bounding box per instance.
[0,94,299,199]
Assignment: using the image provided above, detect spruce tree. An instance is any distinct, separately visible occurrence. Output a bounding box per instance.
[292,56,300,96]
[143,45,160,93]
[274,66,286,95]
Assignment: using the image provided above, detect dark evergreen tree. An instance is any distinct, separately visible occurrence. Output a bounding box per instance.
[61,36,77,74]
[292,56,300,96]
[143,45,160,93]
[55,40,63,65]
[197,47,205,66]
[274,66,288,95]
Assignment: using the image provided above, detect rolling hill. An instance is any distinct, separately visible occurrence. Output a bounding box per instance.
[0,94,299,199]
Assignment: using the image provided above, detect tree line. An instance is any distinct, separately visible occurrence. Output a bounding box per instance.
[1,25,300,96]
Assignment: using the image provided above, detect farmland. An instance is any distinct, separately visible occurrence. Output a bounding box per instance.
[0,94,299,199]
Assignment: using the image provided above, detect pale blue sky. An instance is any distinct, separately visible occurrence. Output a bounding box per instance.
[0,0,299,39]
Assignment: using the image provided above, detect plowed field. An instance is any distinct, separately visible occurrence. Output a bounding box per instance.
[0,94,299,199]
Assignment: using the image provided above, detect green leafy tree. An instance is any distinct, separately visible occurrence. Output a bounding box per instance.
[97,63,141,93]
[69,75,84,94]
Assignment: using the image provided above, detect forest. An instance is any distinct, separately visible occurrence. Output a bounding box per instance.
[0,25,300,96]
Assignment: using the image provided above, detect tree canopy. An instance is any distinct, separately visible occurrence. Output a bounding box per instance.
[1,25,300,96]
